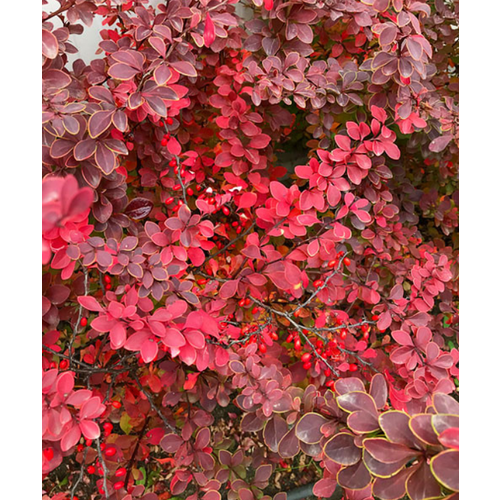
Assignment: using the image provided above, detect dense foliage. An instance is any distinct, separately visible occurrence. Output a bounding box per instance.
[42,1,459,499]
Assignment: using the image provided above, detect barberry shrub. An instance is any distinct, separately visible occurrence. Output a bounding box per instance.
[42,1,458,499]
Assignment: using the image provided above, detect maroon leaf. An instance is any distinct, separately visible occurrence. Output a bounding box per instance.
[336,461,371,490]
[108,63,140,80]
[406,460,442,500]
[295,413,329,444]
[429,135,453,153]
[95,143,116,174]
[278,427,300,458]
[219,280,239,300]
[170,61,197,77]
[336,391,378,417]
[347,411,379,434]
[160,433,184,453]
[379,411,424,449]
[74,139,97,161]
[363,438,421,464]
[125,198,154,220]
[88,110,114,138]
[430,450,458,492]
[369,373,388,409]
[409,414,440,446]
[372,466,414,500]
[324,433,361,466]
[42,29,59,59]
[264,415,288,453]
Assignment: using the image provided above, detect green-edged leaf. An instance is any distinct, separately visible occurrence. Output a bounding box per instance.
[431,414,459,436]
[430,450,458,492]
[347,410,380,434]
[369,373,388,409]
[324,432,361,466]
[405,460,442,500]
[372,466,414,500]
[295,412,329,444]
[363,449,408,478]
[263,414,288,453]
[170,60,197,77]
[409,414,440,446]
[336,461,371,490]
[278,426,300,458]
[363,438,421,464]
[379,411,425,449]
[88,110,114,138]
[337,391,378,417]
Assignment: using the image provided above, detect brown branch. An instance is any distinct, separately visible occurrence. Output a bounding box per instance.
[43,0,76,21]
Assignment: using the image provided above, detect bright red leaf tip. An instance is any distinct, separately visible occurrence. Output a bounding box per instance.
[204,13,216,48]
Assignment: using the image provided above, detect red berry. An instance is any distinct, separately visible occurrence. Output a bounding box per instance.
[166,117,174,125]
[59,359,69,370]
[238,298,246,307]
[43,448,54,461]
[116,467,127,477]
[245,298,251,306]
[197,278,208,285]
[344,257,351,267]
[294,339,301,352]
[187,187,194,196]
[114,481,125,491]
[111,401,122,409]
[349,363,358,372]
[85,439,93,446]
[165,197,175,205]
[258,344,267,354]
[340,328,347,339]
[303,361,312,370]
[324,368,332,377]
[105,283,112,290]
[286,334,294,343]
[103,422,113,435]
[301,352,312,363]
[104,447,117,457]
[77,444,84,452]
[161,138,168,147]
[361,324,369,333]
[49,361,57,369]
[293,309,300,317]
[159,121,164,127]
[325,380,334,388]
[371,315,379,321]
[313,279,324,288]
[328,259,338,268]
[169,159,177,167]
[104,275,111,284]
[87,465,96,474]
[222,206,230,216]
[80,317,88,327]
[271,332,279,341]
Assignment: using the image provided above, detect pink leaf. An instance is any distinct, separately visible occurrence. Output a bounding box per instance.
[204,13,216,47]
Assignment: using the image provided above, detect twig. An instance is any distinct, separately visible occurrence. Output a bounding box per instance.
[70,448,88,500]
[68,266,88,369]
[96,434,110,499]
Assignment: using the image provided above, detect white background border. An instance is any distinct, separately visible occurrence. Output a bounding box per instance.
[0,0,488,496]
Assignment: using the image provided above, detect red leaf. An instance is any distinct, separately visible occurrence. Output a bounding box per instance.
[204,13,216,47]
[239,192,257,209]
